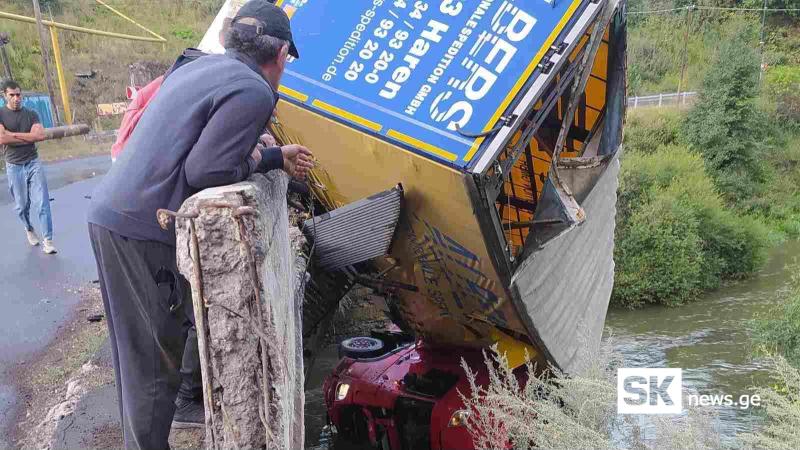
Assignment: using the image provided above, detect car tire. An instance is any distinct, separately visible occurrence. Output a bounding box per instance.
[340,336,385,359]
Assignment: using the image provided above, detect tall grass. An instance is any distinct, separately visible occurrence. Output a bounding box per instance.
[626,2,800,96]
[1,1,224,126]
[459,345,800,450]
[738,357,800,450]
[753,266,800,368]
[459,341,619,450]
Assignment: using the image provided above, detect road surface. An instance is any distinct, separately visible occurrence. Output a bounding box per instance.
[0,156,109,447]
[0,155,111,205]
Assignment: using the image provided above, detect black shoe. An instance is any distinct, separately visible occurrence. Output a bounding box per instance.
[172,397,205,429]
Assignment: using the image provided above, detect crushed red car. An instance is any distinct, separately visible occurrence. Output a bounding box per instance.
[323,332,491,450]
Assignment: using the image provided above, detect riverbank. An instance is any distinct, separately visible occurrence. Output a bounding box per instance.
[613,104,800,309]
[608,240,800,439]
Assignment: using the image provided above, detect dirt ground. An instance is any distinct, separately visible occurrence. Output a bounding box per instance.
[11,284,205,450]
[12,283,109,448]
[8,256,389,449]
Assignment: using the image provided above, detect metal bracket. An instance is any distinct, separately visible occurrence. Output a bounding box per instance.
[455,114,516,139]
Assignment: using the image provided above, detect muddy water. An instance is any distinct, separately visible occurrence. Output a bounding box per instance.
[305,345,339,448]
[303,241,800,447]
[606,240,800,439]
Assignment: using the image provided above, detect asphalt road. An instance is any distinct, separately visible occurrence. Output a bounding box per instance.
[0,157,109,447]
[0,155,111,205]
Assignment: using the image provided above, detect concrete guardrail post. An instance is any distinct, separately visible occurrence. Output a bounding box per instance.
[174,171,307,450]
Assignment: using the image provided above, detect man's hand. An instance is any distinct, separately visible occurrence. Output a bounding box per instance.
[259,132,277,147]
[281,144,314,180]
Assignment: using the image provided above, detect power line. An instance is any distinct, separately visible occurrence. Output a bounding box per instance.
[627,6,685,15]
[628,4,800,15]
[695,5,800,12]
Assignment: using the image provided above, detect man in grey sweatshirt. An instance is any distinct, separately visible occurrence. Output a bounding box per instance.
[87,2,311,448]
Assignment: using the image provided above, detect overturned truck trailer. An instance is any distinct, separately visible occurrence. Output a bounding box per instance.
[202,0,626,446]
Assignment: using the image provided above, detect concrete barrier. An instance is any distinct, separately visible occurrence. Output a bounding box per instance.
[174,171,306,450]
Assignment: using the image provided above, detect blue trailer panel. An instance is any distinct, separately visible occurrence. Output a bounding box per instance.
[277,0,584,168]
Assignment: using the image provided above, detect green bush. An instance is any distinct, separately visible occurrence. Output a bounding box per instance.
[764,65,800,125]
[748,129,800,236]
[753,268,800,367]
[682,22,768,206]
[613,146,769,308]
[623,107,685,154]
[614,192,705,308]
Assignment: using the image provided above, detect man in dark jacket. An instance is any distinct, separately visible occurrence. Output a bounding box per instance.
[87,2,311,448]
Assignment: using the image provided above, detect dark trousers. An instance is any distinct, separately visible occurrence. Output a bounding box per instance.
[179,324,202,401]
[88,223,200,450]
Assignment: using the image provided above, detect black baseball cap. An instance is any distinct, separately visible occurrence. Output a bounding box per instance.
[233,0,299,59]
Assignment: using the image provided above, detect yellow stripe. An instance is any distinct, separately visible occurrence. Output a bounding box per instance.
[462,0,584,162]
[388,130,457,162]
[275,0,285,6]
[278,85,309,102]
[312,100,383,131]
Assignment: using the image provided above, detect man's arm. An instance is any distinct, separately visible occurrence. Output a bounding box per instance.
[184,78,273,189]
[8,123,46,144]
[0,124,36,145]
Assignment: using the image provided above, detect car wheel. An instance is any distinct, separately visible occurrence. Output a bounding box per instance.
[340,336,385,359]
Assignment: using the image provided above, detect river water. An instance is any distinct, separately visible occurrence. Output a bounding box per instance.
[605,240,800,440]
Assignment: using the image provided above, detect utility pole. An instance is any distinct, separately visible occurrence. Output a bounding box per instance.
[677,4,694,97]
[758,0,768,84]
[31,0,61,124]
[0,32,13,81]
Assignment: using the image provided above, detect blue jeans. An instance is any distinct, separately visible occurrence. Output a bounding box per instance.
[6,158,53,240]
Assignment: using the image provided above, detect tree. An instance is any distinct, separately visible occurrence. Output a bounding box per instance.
[682,20,766,206]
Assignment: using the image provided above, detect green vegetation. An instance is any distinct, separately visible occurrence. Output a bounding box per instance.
[623,5,800,442]
[461,346,800,450]
[738,357,800,449]
[614,3,800,309]
[753,268,800,368]
[682,22,767,206]
[1,0,223,127]
[627,2,800,96]
[763,65,800,123]
[613,144,769,308]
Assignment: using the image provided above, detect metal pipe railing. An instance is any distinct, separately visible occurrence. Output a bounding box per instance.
[0,10,166,43]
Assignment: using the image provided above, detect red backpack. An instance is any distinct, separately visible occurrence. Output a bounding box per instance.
[111,49,208,161]
[110,75,163,161]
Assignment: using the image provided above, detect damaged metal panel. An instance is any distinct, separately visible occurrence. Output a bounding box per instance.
[558,155,614,204]
[509,151,620,374]
[303,185,404,271]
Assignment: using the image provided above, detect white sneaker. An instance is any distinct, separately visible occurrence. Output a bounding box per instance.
[26,229,40,246]
[42,239,57,254]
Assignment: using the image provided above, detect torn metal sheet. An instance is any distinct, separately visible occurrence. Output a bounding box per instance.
[510,152,620,374]
[303,185,404,271]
